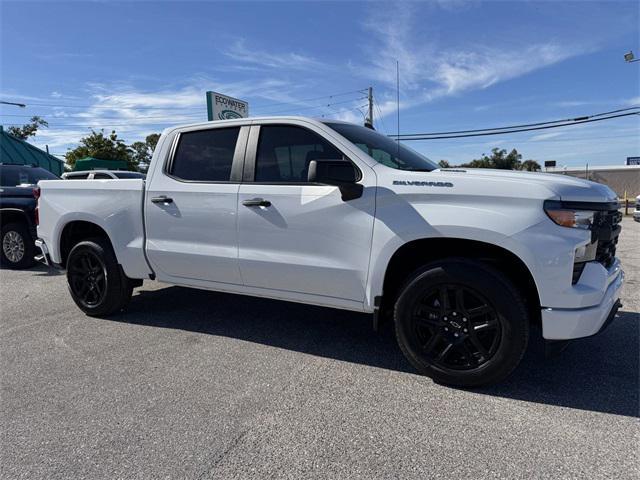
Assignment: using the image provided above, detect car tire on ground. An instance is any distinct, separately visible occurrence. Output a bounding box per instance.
[394,258,529,387]
[66,237,134,317]
[1,222,35,269]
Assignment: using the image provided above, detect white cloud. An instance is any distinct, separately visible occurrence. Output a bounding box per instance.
[223,39,324,70]
[626,96,640,106]
[356,5,581,119]
[25,76,304,155]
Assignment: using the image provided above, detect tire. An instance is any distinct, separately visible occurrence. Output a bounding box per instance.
[1,222,35,269]
[66,237,133,317]
[394,258,529,387]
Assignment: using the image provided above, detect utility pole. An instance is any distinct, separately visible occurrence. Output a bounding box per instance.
[365,86,374,129]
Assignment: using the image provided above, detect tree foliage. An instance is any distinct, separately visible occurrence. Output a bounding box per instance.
[65,130,162,171]
[65,130,132,169]
[7,116,48,140]
[437,160,451,168]
[458,148,541,172]
[129,133,161,171]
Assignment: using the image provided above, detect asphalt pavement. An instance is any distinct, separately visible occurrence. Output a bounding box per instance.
[1,218,638,479]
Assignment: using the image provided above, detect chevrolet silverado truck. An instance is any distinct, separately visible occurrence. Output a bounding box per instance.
[35,117,624,386]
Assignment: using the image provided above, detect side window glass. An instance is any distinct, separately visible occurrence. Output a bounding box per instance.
[255,126,343,182]
[170,127,240,181]
[93,173,112,179]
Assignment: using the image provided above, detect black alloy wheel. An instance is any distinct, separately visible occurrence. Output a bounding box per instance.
[394,258,529,387]
[411,284,501,370]
[67,250,108,308]
[66,238,134,316]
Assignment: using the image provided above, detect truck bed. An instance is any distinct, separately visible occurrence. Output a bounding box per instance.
[37,179,152,278]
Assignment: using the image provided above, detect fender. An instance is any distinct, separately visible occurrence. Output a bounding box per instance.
[364,225,543,312]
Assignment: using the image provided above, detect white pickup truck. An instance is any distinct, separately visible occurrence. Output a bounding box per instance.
[35,117,624,386]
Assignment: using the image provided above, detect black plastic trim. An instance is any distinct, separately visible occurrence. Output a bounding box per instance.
[543,199,620,212]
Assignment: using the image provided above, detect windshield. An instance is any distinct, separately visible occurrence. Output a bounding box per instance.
[323,122,438,172]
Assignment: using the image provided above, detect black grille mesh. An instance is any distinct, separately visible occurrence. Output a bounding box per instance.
[593,209,622,269]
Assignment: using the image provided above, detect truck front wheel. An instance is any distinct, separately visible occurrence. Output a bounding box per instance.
[66,238,133,317]
[394,258,529,387]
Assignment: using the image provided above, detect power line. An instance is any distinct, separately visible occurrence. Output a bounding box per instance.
[1,102,371,129]
[393,112,639,140]
[1,89,368,112]
[255,96,367,116]
[390,106,639,138]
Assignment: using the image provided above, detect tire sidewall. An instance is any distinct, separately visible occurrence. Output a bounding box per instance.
[395,259,529,387]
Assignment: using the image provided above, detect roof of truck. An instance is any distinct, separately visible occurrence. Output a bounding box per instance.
[162,116,353,133]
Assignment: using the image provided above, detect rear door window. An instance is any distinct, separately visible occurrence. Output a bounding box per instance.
[169,127,240,182]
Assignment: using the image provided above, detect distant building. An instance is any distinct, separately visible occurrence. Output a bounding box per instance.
[0,125,64,176]
[546,165,640,199]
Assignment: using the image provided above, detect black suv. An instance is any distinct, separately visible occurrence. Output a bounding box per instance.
[0,164,59,268]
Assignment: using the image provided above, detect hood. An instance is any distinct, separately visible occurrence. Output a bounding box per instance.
[435,168,617,203]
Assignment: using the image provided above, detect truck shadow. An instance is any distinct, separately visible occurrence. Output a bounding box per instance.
[119,285,639,418]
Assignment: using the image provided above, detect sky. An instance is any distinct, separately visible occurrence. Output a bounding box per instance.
[1,0,639,167]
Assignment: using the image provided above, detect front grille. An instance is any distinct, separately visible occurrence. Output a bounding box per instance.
[592,209,622,269]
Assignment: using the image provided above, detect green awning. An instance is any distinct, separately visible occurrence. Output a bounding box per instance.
[73,157,129,171]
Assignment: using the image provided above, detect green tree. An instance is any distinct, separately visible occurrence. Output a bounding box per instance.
[7,116,48,140]
[130,141,151,166]
[520,159,541,172]
[145,133,160,152]
[461,148,522,170]
[65,130,133,170]
[438,160,451,168]
[128,133,160,172]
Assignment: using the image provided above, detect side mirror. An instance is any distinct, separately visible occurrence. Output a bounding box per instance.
[307,159,363,201]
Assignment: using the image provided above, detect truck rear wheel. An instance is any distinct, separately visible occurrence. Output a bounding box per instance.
[66,238,133,317]
[394,258,529,387]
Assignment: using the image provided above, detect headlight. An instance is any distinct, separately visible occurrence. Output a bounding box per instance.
[544,200,596,229]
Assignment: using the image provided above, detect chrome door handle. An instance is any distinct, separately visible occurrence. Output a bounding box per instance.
[242,198,271,207]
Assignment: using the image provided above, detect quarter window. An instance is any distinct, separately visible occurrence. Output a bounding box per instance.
[255,126,343,182]
[170,127,240,182]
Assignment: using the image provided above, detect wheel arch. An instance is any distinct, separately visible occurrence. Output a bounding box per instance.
[0,208,33,230]
[376,237,541,326]
[59,220,116,268]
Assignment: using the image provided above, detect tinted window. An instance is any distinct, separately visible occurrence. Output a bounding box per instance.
[65,173,90,180]
[323,122,438,172]
[170,127,240,181]
[255,126,343,182]
[0,166,58,186]
[114,171,145,179]
[93,173,114,179]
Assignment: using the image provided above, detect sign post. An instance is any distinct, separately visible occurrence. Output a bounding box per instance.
[206,91,249,121]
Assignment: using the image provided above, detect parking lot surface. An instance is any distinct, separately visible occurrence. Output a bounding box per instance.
[1,218,638,479]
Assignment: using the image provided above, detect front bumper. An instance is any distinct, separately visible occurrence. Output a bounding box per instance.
[541,260,624,340]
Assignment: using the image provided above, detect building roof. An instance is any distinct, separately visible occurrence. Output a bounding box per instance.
[546,164,640,172]
[0,125,65,175]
